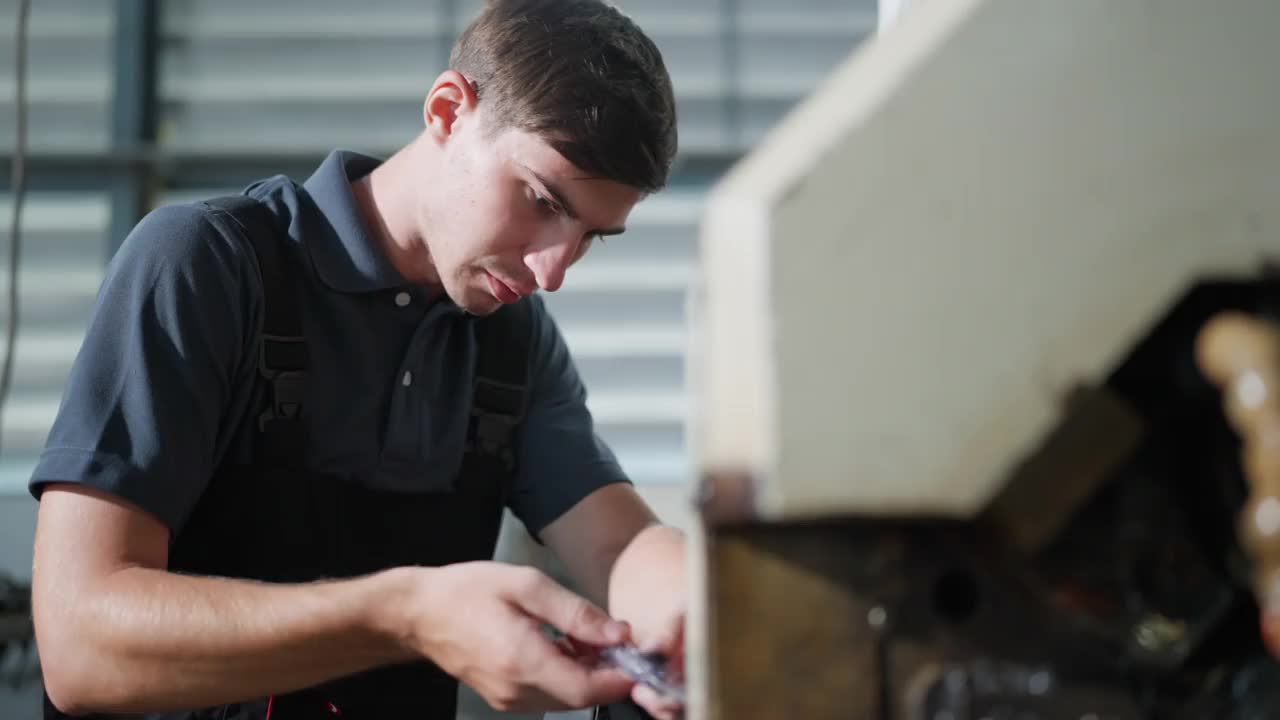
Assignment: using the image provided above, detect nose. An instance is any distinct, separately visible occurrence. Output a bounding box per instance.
[525,231,580,292]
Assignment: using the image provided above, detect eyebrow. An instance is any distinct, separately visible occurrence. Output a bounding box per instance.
[523,164,627,237]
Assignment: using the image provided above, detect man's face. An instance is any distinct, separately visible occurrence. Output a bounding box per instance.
[421,118,643,315]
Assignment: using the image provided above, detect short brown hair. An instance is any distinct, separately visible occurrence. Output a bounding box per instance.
[450,0,679,193]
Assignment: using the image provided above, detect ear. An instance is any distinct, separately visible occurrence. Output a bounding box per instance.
[423,70,479,143]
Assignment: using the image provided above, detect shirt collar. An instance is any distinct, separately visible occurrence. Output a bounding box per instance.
[301,149,411,294]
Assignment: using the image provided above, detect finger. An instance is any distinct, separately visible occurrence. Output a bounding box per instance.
[534,645,636,708]
[664,618,686,675]
[514,573,628,646]
[669,649,686,676]
[632,683,685,720]
[566,635,609,662]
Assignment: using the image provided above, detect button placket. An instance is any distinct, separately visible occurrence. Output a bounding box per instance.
[380,322,427,487]
[378,303,471,492]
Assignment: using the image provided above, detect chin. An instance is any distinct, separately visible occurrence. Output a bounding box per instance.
[456,287,503,317]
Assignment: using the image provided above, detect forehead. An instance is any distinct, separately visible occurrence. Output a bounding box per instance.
[486,126,645,218]
[490,126,582,178]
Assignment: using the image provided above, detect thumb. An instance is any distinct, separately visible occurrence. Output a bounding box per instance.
[513,575,629,647]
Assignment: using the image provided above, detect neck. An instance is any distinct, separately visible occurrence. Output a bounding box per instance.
[351,137,441,287]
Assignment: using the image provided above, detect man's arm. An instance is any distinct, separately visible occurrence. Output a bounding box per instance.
[511,296,686,620]
[541,484,687,720]
[33,485,414,714]
[505,296,687,719]
[540,483,685,646]
[34,484,634,715]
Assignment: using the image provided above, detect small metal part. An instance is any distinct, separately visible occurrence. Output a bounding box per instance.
[1132,614,1187,653]
[542,624,686,704]
[598,644,687,704]
[868,605,888,630]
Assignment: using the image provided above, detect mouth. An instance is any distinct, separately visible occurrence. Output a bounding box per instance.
[485,271,528,304]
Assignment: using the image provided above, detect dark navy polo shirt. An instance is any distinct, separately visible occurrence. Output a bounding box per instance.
[30,149,629,537]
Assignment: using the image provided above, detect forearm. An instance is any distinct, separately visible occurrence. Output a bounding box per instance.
[540,484,685,638]
[36,565,417,714]
[607,524,685,636]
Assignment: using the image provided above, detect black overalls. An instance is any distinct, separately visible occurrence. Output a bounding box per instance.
[46,195,532,719]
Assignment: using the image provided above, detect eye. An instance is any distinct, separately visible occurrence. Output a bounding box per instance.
[533,193,561,216]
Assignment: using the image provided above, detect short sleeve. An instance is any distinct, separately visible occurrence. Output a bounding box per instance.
[28,203,261,533]
[507,295,630,536]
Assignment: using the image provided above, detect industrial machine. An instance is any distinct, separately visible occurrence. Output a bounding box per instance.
[686,1,1280,717]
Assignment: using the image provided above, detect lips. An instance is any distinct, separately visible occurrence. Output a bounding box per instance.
[486,272,523,304]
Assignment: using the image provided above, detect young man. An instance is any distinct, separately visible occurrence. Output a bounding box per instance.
[27,1,686,718]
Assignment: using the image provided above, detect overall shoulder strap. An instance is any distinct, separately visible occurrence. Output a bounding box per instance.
[205,195,309,466]
[467,298,536,475]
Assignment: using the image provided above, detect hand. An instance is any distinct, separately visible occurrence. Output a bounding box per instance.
[629,611,685,720]
[604,523,688,719]
[404,562,636,713]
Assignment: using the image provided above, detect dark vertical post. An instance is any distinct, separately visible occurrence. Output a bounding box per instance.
[108,0,159,258]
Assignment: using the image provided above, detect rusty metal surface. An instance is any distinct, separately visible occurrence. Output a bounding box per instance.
[979,384,1144,553]
[706,521,881,720]
[697,277,1280,719]
[701,513,1275,719]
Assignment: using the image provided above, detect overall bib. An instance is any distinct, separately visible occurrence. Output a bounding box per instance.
[45,195,532,719]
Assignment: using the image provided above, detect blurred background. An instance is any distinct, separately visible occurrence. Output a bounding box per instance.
[0,0,879,717]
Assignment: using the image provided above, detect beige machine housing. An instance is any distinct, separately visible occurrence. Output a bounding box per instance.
[693,0,1280,521]
[687,1,1280,718]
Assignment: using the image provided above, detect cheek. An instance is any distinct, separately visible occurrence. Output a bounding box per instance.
[447,220,523,278]
[470,233,523,276]
[475,198,530,254]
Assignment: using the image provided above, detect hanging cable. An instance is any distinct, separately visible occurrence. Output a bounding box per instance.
[0,1,36,690]
[0,0,33,459]
[0,0,36,692]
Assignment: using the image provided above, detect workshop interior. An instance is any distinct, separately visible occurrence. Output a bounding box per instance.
[4,0,1280,718]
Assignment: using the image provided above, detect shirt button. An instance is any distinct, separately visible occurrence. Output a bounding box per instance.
[402,371,413,387]
[394,292,411,307]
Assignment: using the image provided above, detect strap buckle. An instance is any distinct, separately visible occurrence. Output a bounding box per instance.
[259,371,307,431]
[258,334,308,431]
[260,334,308,377]
[467,377,525,471]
